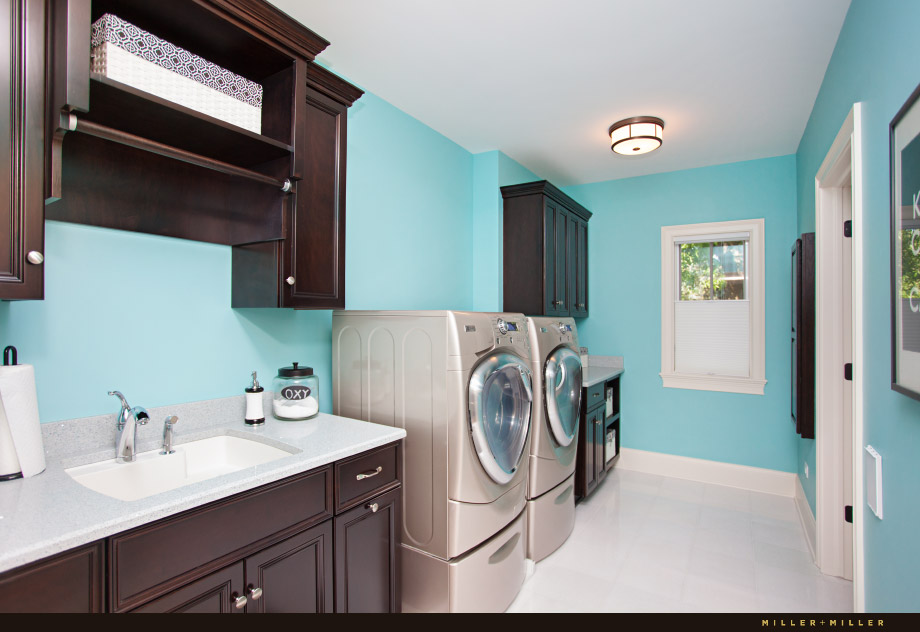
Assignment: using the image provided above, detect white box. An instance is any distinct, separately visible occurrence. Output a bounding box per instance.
[91,14,262,134]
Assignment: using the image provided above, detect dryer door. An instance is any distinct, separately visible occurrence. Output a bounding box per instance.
[468,353,533,485]
[544,346,583,447]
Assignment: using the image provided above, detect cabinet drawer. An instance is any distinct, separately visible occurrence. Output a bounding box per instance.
[585,382,605,409]
[110,466,332,611]
[335,442,401,513]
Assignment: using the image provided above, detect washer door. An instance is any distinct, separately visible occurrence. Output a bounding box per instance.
[544,346,583,447]
[468,353,533,485]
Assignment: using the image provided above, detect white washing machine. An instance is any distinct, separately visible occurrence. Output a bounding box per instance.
[332,311,534,612]
[524,316,583,561]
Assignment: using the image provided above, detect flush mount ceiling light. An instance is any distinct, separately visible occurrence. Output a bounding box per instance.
[608,116,665,156]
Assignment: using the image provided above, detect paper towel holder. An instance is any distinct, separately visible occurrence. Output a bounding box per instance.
[1,345,24,481]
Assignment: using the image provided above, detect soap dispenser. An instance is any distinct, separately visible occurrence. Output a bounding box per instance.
[244,371,265,426]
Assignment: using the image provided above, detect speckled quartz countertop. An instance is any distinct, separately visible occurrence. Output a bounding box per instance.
[0,396,405,574]
[582,355,625,387]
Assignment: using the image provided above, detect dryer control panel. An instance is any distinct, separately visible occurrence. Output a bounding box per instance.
[492,316,529,348]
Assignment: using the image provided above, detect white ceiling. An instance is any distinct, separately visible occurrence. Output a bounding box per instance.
[268,0,850,187]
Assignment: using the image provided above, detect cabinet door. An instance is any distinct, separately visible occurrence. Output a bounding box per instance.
[594,407,607,486]
[0,0,44,300]
[283,85,348,308]
[0,542,103,613]
[334,487,401,613]
[566,213,577,315]
[132,562,245,613]
[243,520,334,613]
[572,218,588,316]
[544,201,569,315]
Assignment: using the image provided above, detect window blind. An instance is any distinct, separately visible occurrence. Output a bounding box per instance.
[674,300,750,376]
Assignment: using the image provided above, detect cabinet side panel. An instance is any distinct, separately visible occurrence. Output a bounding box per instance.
[502,195,543,315]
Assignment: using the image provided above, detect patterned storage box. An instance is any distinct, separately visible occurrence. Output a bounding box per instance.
[91,13,263,134]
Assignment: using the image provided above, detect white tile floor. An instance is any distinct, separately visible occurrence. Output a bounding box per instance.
[507,469,853,613]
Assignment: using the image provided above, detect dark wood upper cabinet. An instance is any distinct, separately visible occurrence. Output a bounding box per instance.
[502,180,591,317]
[1,0,46,300]
[22,0,362,308]
[231,63,361,309]
[792,232,816,439]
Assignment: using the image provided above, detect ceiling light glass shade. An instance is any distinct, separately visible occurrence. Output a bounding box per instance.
[609,116,665,155]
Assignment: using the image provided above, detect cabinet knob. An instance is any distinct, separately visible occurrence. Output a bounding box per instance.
[285,276,296,286]
[553,300,563,306]
[27,251,43,265]
[247,585,263,601]
[367,502,379,513]
[232,593,248,609]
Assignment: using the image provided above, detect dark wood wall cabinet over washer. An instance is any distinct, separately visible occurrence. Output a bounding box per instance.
[502,180,592,317]
[576,375,620,500]
[1,0,362,306]
[0,441,402,613]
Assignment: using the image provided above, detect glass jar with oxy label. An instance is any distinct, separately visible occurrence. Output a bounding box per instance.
[272,362,319,420]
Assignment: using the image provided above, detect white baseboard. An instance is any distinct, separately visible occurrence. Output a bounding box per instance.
[616,447,796,497]
[794,474,817,560]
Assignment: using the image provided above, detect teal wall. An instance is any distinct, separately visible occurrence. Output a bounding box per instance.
[794,0,920,612]
[471,150,540,312]
[346,93,474,311]
[1,90,475,423]
[564,156,799,472]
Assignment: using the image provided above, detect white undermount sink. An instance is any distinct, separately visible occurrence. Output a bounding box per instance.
[65,435,299,502]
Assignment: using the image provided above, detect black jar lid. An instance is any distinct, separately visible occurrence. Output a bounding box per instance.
[278,362,313,377]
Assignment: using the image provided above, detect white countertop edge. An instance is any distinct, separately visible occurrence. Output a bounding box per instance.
[0,416,405,574]
[583,366,625,387]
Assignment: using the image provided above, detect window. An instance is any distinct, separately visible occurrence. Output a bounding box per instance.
[660,219,766,395]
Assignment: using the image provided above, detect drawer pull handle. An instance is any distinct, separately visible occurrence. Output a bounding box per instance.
[356,466,382,481]
[247,585,263,601]
[593,393,600,397]
[232,593,247,609]
[367,502,379,513]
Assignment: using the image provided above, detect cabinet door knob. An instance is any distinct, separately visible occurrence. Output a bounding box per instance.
[553,300,563,306]
[247,585,263,601]
[356,466,382,480]
[27,251,43,265]
[232,593,248,609]
[285,276,296,286]
[367,502,379,513]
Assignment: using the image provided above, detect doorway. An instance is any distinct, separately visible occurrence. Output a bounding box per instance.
[814,103,864,610]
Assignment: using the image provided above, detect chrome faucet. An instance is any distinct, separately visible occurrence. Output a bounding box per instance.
[160,416,178,455]
[109,391,149,463]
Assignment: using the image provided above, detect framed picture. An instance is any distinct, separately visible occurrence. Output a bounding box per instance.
[891,81,920,400]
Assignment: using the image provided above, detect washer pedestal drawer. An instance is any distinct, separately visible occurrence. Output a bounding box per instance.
[401,510,526,613]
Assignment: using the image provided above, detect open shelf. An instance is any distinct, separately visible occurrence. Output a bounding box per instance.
[82,74,293,168]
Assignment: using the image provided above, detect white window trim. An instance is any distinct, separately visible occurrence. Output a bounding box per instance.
[660,218,767,395]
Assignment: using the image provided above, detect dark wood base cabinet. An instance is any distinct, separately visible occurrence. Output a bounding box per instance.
[0,441,401,613]
[0,542,104,613]
[576,376,621,500]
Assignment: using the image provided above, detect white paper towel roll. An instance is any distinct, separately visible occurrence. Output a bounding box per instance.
[0,364,45,478]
